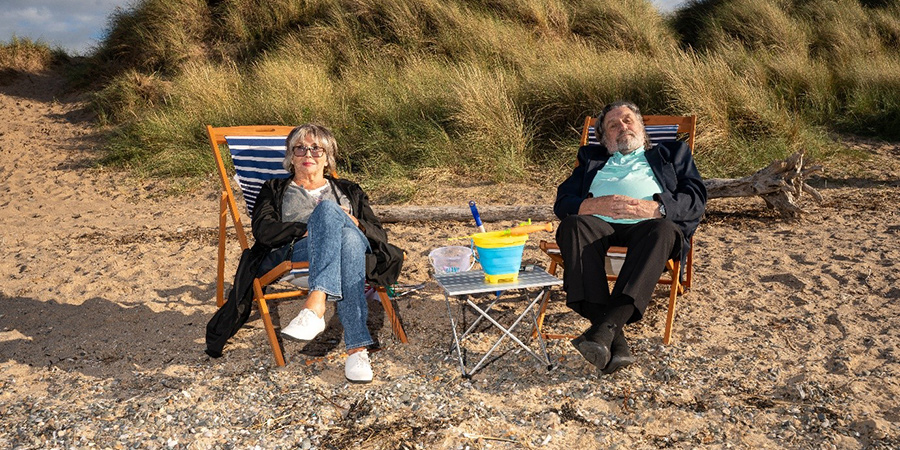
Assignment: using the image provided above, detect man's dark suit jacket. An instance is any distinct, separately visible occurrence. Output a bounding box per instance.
[554,141,707,258]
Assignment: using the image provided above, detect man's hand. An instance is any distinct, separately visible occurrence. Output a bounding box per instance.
[578,195,663,219]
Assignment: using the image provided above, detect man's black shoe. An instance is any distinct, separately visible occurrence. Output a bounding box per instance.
[601,331,635,374]
[571,323,616,370]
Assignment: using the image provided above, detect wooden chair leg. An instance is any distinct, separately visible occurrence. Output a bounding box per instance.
[253,280,286,366]
[531,289,553,339]
[685,246,694,290]
[663,261,681,345]
[377,287,408,343]
[531,258,574,339]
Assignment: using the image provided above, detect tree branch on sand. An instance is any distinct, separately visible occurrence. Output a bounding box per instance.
[372,205,556,223]
[372,150,822,222]
[704,150,823,219]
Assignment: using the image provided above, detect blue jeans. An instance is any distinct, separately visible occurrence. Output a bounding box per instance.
[259,201,374,350]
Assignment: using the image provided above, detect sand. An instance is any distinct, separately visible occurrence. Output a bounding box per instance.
[1,69,898,449]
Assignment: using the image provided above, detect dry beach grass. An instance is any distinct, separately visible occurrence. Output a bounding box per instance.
[1,71,899,449]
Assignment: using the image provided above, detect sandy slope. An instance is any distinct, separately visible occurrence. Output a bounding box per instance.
[1,70,898,449]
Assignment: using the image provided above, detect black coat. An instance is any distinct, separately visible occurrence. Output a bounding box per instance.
[205,176,404,358]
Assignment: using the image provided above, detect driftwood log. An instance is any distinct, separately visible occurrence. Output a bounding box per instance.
[704,150,822,218]
[372,205,557,223]
[372,150,822,222]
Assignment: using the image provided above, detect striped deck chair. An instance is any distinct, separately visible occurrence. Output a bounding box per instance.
[208,125,408,367]
[537,115,697,345]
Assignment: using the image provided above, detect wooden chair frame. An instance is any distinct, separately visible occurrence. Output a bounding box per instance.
[536,115,697,345]
[208,125,408,366]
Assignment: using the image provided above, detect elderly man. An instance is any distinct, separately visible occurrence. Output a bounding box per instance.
[554,100,707,374]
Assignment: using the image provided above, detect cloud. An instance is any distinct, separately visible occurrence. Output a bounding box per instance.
[0,0,130,55]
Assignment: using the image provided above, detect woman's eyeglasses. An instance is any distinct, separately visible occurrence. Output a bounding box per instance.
[291,145,325,158]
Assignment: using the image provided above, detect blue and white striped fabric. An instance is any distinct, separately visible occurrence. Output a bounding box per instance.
[586,124,679,146]
[225,135,309,282]
[225,135,291,217]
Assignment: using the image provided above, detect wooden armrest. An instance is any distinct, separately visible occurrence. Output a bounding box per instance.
[542,240,626,258]
[257,261,310,286]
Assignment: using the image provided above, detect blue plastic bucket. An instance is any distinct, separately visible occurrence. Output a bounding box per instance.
[475,243,525,283]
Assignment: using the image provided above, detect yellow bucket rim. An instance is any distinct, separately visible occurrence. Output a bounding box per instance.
[471,230,528,248]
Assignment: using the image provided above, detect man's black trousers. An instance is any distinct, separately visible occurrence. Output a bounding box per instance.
[555,215,682,324]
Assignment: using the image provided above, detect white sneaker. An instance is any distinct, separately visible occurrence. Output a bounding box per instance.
[344,350,373,384]
[281,309,325,341]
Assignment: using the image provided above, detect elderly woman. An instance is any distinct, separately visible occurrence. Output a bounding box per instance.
[206,123,403,384]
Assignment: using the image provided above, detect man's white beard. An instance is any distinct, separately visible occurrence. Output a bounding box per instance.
[607,132,644,155]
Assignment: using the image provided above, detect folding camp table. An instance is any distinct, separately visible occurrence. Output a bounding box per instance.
[435,268,563,378]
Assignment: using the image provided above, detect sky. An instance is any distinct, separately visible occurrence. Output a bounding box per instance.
[0,0,689,56]
[0,0,130,55]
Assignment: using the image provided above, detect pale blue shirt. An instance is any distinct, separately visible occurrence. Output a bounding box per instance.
[588,147,663,224]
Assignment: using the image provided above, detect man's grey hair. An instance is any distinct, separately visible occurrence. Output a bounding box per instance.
[597,100,651,150]
[282,123,338,175]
